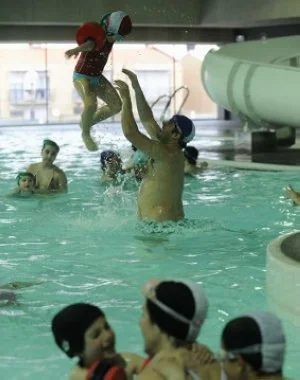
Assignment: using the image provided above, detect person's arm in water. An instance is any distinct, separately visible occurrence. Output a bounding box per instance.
[55,170,68,193]
[122,69,161,141]
[287,184,300,205]
[115,80,166,160]
[65,39,96,59]
[6,188,21,197]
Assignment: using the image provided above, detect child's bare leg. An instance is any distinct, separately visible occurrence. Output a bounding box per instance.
[93,76,122,124]
[74,79,98,151]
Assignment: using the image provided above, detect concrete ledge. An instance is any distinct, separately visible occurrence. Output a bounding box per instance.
[235,130,277,153]
[266,231,300,325]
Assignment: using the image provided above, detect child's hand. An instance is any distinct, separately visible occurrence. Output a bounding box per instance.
[177,343,215,368]
[65,49,79,59]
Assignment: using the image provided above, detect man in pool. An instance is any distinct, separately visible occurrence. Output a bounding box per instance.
[114,69,195,222]
[27,139,68,194]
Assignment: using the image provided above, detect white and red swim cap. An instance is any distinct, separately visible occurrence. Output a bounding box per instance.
[106,11,132,39]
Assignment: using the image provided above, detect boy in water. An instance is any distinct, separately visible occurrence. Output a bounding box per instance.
[7,172,35,197]
[27,139,68,194]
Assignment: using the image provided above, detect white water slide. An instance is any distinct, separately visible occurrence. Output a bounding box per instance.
[201,36,300,128]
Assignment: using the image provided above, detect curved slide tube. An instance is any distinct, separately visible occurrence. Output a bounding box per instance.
[201,36,300,128]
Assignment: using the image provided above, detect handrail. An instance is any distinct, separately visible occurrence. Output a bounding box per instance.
[151,86,190,121]
[175,86,190,114]
[150,95,170,109]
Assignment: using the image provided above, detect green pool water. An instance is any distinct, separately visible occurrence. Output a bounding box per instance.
[0,125,299,379]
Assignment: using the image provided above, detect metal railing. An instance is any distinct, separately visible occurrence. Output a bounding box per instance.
[151,86,190,121]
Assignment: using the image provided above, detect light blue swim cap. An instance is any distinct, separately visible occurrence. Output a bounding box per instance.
[133,150,149,166]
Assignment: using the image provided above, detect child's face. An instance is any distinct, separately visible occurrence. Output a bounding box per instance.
[81,317,116,366]
[139,304,160,357]
[19,176,34,191]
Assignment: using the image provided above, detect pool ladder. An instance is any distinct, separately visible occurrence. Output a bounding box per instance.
[151,86,190,121]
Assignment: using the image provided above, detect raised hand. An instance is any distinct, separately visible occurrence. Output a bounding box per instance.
[122,69,139,88]
[114,79,131,99]
[65,49,79,59]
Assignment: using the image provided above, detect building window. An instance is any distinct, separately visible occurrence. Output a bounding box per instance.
[10,109,24,118]
[8,70,49,104]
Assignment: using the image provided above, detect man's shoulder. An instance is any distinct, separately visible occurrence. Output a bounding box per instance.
[53,165,66,175]
[27,162,39,171]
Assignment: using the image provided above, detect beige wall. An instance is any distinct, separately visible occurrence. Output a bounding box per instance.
[180,54,216,116]
[0,43,217,123]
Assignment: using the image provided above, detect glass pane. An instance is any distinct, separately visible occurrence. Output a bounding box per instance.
[0,42,218,126]
[113,43,218,122]
[0,44,47,125]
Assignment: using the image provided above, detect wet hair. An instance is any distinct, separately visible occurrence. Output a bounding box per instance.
[222,316,263,372]
[51,303,105,358]
[146,281,195,344]
[184,146,199,166]
[16,172,35,186]
[178,135,187,149]
[42,139,60,153]
[100,150,122,171]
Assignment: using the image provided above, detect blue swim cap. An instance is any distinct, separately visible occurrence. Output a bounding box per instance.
[100,150,121,169]
[170,115,195,144]
[133,150,148,166]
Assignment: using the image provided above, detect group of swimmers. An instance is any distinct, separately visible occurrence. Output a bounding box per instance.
[50,279,287,380]
[62,8,210,221]
[8,136,206,198]
[3,9,296,380]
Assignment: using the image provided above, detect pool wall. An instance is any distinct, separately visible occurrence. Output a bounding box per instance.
[266,231,300,325]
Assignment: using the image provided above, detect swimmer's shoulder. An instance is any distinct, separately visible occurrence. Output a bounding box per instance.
[136,352,184,380]
[69,365,87,380]
[27,162,39,173]
[53,165,67,182]
[53,164,65,174]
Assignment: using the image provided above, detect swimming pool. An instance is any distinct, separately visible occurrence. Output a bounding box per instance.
[0,124,299,379]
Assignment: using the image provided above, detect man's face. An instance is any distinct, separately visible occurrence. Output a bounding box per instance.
[41,145,58,165]
[161,120,181,142]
